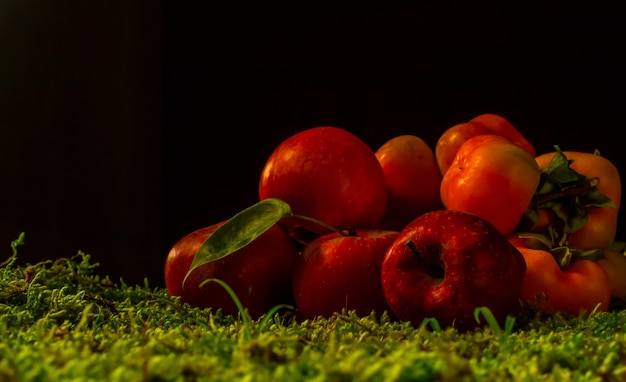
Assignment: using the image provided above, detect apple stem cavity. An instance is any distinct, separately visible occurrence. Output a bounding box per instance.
[405,240,445,280]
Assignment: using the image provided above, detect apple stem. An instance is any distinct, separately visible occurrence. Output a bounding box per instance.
[405,240,445,279]
[288,214,350,237]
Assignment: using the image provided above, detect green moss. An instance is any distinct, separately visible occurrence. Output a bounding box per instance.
[1,236,626,381]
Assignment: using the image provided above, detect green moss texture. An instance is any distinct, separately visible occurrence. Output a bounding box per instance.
[1,236,625,381]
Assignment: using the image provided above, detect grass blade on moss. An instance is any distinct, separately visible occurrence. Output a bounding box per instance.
[421,317,442,332]
[258,304,295,334]
[474,307,516,337]
[200,278,253,340]
[1,232,25,277]
[474,307,502,336]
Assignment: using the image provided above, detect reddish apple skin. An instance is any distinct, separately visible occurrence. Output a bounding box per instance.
[375,135,444,231]
[164,222,299,318]
[436,114,536,176]
[293,229,399,319]
[381,210,526,332]
[259,126,388,234]
[469,113,536,158]
[436,121,491,176]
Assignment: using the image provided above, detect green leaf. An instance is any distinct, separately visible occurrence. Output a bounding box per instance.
[538,146,587,194]
[579,187,616,209]
[526,146,617,238]
[562,203,588,234]
[550,246,572,268]
[570,248,605,262]
[517,232,553,249]
[609,241,626,253]
[184,198,293,285]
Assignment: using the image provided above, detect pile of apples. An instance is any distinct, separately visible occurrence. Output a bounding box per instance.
[164,113,626,331]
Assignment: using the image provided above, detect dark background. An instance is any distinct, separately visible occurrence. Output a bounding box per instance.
[1,2,624,287]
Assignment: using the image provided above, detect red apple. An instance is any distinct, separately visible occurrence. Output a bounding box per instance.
[258,126,388,236]
[381,210,526,332]
[375,134,444,231]
[293,229,400,319]
[164,221,299,318]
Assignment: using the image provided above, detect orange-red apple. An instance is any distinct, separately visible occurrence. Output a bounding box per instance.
[598,249,626,299]
[532,149,621,251]
[440,134,541,237]
[469,113,536,157]
[375,135,443,231]
[435,121,491,176]
[436,113,536,176]
[509,235,611,315]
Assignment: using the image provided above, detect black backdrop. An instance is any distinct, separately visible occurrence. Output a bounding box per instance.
[1,2,624,286]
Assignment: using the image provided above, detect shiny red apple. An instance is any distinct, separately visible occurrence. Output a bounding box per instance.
[293,229,399,319]
[258,126,388,237]
[164,221,299,318]
[381,210,526,332]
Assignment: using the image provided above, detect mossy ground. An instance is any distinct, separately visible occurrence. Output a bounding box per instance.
[1,235,625,381]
